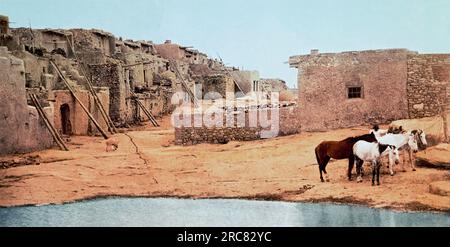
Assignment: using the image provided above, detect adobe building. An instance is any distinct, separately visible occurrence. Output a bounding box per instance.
[0,46,54,155]
[289,49,450,131]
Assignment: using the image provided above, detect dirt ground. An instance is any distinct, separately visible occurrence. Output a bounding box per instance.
[0,116,449,212]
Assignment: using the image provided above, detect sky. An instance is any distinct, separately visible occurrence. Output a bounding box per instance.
[2,0,450,88]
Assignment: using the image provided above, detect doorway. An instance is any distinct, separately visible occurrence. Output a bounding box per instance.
[60,104,72,135]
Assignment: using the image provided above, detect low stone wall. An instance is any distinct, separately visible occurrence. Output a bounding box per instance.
[174,106,300,145]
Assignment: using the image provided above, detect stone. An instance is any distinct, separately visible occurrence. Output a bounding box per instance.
[429,181,450,197]
[413,103,424,111]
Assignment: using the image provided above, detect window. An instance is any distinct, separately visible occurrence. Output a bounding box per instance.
[348,87,362,99]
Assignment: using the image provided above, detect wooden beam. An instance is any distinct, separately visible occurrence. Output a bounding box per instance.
[29,94,69,151]
[131,92,159,127]
[169,60,199,107]
[64,35,117,134]
[50,60,109,140]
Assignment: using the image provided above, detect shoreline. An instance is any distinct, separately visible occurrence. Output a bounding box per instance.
[1,194,449,215]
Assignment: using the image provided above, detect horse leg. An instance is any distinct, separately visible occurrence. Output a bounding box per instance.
[377,162,381,186]
[348,156,355,181]
[356,158,363,183]
[316,150,325,182]
[389,157,395,176]
[409,149,416,171]
[372,161,377,186]
[401,149,407,172]
[322,156,331,182]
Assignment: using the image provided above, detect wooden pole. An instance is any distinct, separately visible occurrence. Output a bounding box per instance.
[170,60,199,107]
[29,94,69,151]
[81,65,117,134]
[64,35,117,134]
[50,61,109,140]
[131,92,159,127]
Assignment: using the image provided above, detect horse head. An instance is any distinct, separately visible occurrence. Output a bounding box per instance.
[415,129,428,149]
[407,133,419,153]
[387,145,400,165]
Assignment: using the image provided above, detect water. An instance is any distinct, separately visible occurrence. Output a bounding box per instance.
[0,198,449,227]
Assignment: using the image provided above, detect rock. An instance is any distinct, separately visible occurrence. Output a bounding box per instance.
[429,181,450,197]
[413,103,424,110]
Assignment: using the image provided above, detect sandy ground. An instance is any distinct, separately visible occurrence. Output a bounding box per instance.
[0,116,449,212]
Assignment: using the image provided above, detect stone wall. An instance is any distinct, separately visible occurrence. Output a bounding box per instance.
[291,49,411,131]
[0,47,54,155]
[174,106,300,145]
[196,75,235,100]
[407,54,450,118]
[90,63,128,125]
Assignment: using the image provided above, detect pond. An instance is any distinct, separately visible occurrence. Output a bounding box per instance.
[0,198,449,227]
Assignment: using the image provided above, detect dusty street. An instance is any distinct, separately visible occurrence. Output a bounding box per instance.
[0,117,449,212]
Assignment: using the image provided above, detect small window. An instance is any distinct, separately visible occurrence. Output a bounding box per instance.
[348,87,362,99]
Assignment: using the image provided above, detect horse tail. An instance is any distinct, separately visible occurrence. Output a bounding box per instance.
[315,145,322,169]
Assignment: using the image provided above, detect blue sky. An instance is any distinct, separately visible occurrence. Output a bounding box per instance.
[2,0,450,88]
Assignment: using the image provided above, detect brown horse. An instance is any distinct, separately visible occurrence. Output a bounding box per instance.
[315,133,377,182]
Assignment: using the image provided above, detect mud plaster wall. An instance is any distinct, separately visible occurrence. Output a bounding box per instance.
[230,70,260,94]
[154,43,186,61]
[53,89,109,136]
[295,50,410,131]
[0,47,54,155]
[12,51,54,89]
[407,54,450,118]
[10,29,70,56]
[174,107,300,145]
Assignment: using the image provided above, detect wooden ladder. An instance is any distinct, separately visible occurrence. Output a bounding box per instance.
[50,60,110,140]
[169,60,199,107]
[29,93,69,151]
[131,92,160,127]
[65,35,117,134]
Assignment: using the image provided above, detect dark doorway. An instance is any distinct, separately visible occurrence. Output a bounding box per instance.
[60,104,72,135]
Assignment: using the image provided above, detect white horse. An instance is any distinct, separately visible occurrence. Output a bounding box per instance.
[353,141,400,186]
[411,129,428,150]
[376,132,419,174]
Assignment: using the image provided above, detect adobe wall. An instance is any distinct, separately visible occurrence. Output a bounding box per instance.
[230,70,260,94]
[174,106,300,145]
[154,42,186,61]
[407,54,450,118]
[0,47,54,155]
[10,28,71,57]
[294,49,410,131]
[53,89,109,136]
